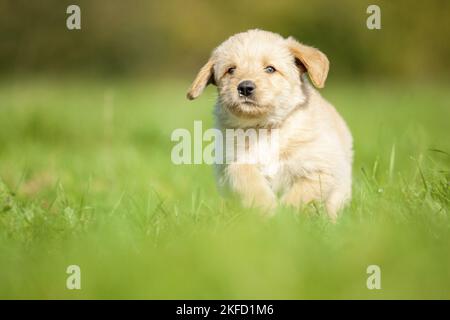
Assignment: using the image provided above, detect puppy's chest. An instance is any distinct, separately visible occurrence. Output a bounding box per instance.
[259,159,284,189]
[259,155,295,193]
[236,137,319,193]
[221,124,317,191]
[233,137,289,191]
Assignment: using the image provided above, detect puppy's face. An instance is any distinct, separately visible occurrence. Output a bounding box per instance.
[187,30,329,121]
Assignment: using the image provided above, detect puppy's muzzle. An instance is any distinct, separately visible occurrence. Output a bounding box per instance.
[237,80,256,97]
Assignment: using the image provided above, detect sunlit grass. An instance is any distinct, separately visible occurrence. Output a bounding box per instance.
[0,79,449,299]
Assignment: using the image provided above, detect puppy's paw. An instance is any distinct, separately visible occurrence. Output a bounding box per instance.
[242,187,277,214]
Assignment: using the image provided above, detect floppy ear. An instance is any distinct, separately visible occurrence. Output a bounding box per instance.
[286,37,329,88]
[186,58,216,100]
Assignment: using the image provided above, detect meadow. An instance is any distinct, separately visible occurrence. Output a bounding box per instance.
[0,78,449,299]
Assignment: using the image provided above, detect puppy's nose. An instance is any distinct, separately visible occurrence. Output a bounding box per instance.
[237,80,256,97]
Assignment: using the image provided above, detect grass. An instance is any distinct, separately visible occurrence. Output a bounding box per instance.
[0,78,449,299]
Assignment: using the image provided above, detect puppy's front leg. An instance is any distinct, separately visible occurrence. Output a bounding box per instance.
[282,175,339,222]
[282,178,323,207]
[225,163,276,211]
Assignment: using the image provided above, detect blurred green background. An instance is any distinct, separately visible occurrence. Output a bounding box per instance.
[1,0,450,81]
[0,0,449,300]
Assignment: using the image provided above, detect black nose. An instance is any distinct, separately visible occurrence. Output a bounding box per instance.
[237,80,256,97]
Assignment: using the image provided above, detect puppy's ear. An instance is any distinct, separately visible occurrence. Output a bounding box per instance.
[286,37,329,89]
[186,58,216,100]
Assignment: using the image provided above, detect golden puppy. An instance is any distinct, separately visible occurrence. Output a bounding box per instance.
[187,29,353,220]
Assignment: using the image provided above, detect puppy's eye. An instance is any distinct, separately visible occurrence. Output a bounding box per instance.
[264,66,276,73]
[227,67,236,75]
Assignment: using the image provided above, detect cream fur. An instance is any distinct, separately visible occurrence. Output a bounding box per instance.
[187,29,353,220]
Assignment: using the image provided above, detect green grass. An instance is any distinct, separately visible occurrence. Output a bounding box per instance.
[0,78,449,299]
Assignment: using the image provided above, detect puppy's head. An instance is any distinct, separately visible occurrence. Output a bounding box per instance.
[187,29,329,120]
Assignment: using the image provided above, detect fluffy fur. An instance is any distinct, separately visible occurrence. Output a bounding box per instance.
[187,29,353,220]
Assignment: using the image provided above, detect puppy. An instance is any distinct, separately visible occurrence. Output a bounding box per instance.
[187,29,353,220]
